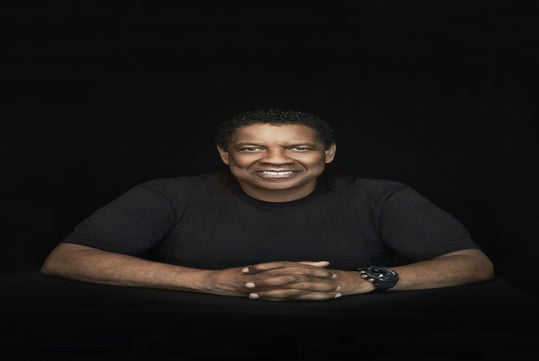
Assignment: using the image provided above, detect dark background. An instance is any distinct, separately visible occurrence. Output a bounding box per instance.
[3,1,538,294]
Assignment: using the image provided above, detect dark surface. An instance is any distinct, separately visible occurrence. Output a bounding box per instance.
[2,272,538,360]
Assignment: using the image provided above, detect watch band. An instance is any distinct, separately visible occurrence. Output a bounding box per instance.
[357,266,399,292]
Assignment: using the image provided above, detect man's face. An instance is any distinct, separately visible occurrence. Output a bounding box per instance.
[217,123,336,202]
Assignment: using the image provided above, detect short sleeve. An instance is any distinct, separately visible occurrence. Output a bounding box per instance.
[380,185,479,261]
[61,184,176,255]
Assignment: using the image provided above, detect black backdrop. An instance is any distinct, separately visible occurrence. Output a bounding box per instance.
[3,2,538,294]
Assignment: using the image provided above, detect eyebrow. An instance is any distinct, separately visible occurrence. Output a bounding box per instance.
[234,142,264,146]
[234,142,319,148]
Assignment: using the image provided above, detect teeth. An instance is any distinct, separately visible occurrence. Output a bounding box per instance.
[261,171,293,175]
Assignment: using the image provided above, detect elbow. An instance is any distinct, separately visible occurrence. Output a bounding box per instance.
[40,243,103,279]
[39,263,49,275]
[475,253,495,283]
[40,251,61,277]
[441,249,495,284]
[40,243,74,277]
[485,261,495,281]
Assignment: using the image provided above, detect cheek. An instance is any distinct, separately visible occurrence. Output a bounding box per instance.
[304,155,327,167]
[228,155,255,168]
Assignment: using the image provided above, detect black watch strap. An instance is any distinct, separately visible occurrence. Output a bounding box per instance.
[357,266,399,292]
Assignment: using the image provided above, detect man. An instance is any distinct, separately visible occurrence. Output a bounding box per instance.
[41,109,494,301]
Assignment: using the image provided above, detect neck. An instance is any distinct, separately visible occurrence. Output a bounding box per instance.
[238,181,317,203]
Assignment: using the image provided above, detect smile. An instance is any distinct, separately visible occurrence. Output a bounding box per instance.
[256,170,298,179]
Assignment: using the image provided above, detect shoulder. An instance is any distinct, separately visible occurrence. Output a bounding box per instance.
[141,173,216,188]
[136,172,230,201]
[322,173,420,209]
[325,173,409,198]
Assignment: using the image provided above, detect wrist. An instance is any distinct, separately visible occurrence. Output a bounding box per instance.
[358,275,377,293]
[356,266,399,292]
[345,270,376,294]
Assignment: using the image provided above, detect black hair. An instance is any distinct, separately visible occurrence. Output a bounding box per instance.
[216,109,336,149]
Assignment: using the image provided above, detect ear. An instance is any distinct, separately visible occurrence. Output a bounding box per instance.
[217,145,230,165]
[324,144,336,164]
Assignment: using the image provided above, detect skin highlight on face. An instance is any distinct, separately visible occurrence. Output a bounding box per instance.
[217,123,336,202]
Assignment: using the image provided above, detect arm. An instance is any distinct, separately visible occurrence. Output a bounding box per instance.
[40,243,340,300]
[40,244,493,301]
[238,248,494,300]
[41,243,253,297]
[389,248,494,291]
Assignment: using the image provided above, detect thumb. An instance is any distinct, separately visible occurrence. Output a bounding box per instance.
[299,261,330,267]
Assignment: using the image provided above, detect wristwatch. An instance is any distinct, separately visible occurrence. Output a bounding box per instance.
[357,266,399,292]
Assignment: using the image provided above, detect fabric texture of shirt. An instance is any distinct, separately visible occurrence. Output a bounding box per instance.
[62,171,479,270]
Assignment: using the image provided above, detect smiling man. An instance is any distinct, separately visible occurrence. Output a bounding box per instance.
[217,121,336,202]
[41,109,494,301]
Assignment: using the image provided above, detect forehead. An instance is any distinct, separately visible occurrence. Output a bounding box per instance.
[231,123,320,144]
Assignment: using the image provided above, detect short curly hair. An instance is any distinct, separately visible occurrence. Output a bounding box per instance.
[216,109,336,150]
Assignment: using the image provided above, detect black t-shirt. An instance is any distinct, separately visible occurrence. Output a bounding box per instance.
[62,171,479,270]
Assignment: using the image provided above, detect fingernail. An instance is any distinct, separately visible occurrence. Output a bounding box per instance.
[249,293,259,300]
[331,273,338,279]
[335,286,342,292]
[242,267,250,273]
[334,293,342,299]
[245,282,256,288]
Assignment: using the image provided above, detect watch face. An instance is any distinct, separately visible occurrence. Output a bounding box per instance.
[358,266,399,291]
[370,267,399,281]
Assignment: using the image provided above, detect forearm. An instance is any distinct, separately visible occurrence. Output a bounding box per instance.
[389,249,494,291]
[40,243,211,293]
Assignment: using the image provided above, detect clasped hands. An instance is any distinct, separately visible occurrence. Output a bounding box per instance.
[209,260,375,301]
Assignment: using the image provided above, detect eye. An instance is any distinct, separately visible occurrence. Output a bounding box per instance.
[291,146,312,151]
[239,147,262,152]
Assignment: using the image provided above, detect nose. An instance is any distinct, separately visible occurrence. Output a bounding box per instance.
[261,149,292,164]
